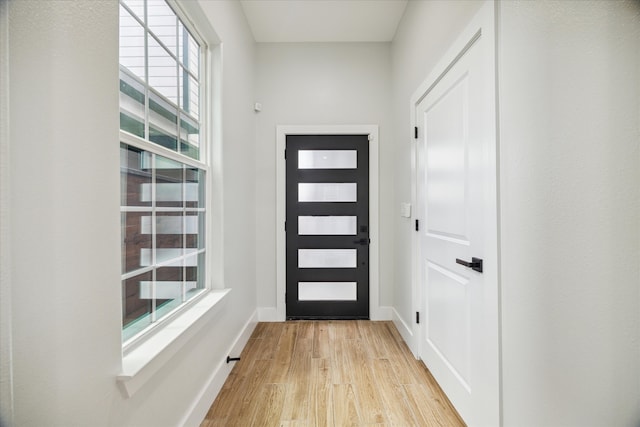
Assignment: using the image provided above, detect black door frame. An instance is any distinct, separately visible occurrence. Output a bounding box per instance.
[275,125,380,322]
[285,135,369,319]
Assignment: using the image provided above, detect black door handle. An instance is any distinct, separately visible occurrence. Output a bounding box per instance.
[456,257,483,273]
[353,238,370,245]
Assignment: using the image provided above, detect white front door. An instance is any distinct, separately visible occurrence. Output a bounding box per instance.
[415,4,499,426]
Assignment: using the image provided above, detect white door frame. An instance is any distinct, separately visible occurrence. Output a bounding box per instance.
[409,1,501,424]
[273,125,381,321]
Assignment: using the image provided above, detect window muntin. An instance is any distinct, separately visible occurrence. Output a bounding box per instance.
[119,0,207,344]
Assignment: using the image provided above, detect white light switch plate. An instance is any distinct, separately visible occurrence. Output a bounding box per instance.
[400,203,411,218]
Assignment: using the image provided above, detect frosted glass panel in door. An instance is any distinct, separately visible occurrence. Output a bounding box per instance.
[298,249,357,268]
[298,183,357,202]
[298,150,357,169]
[298,282,357,301]
[298,216,357,235]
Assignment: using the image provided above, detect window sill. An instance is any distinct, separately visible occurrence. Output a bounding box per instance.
[117,288,230,398]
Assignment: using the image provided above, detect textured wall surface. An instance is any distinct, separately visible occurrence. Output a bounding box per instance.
[7,1,122,425]
[1,1,13,424]
[498,1,640,425]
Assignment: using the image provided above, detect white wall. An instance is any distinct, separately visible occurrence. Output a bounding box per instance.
[0,0,12,423]
[498,1,640,425]
[5,2,122,425]
[254,43,393,314]
[390,0,483,339]
[2,1,257,426]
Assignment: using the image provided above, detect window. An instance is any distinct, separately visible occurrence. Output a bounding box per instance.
[119,0,207,343]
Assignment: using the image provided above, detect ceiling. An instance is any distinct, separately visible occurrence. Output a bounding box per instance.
[239,0,409,43]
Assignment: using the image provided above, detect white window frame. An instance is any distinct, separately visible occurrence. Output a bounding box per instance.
[117,0,228,399]
[119,0,212,351]
[116,2,227,397]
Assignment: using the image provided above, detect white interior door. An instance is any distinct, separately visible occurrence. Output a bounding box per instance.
[415,5,499,426]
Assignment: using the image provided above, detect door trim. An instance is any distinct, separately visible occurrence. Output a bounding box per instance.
[409,1,501,425]
[273,125,380,322]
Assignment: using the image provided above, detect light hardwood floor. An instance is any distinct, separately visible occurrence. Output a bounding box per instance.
[201,321,465,427]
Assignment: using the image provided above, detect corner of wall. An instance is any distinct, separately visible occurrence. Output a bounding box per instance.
[180,309,258,427]
[392,308,416,356]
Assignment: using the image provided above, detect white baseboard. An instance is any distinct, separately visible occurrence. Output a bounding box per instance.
[181,309,258,427]
[257,307,282,322]
[393,308,417,357]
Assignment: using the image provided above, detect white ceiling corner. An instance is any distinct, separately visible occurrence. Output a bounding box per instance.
[240,0,408,43]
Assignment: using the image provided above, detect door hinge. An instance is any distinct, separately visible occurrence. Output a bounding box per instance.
[416,312,420,324]
[414,126,418,139]
[415,219,419,231]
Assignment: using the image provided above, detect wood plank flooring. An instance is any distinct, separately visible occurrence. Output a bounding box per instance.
[201,321,464,427]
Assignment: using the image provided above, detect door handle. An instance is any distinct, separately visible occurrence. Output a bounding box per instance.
[456,257,483,273]
[353,238,370,245]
